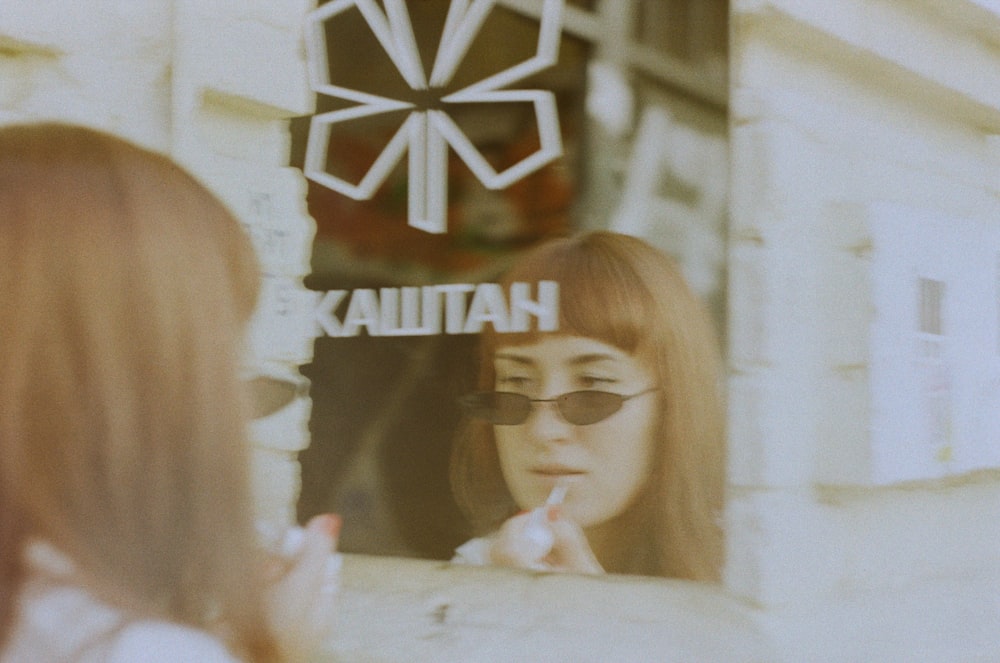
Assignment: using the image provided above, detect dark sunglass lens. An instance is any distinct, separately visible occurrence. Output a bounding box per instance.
[460,392,532,425]
[492,392,532,424]
[246,376,305,419]
[559,391,624,425]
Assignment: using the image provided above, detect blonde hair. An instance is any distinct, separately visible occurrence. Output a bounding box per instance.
[0,124,278,660]
[451,232,726,581]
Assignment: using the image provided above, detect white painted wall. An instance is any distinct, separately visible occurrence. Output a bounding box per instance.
[728,0,1000,659]
[169,0,319,531]
[0,1,171,147]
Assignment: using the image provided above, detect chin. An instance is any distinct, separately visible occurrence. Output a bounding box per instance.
[562,503,602,528]
[570,497,632,529]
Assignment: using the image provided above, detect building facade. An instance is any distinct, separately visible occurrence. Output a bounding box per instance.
[2,1,998,660]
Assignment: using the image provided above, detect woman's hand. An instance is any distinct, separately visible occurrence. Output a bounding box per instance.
[264,514,341,663]
[489,508,604,575]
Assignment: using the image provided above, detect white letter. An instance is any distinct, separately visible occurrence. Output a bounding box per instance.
[464,283,510,333]
[342,289,381,337]
[436,283,475,334]
[420,285,442,335]
[399,285,439,335]
[379,287,402,335]
[510,281,559,332]
[381,286,440,336]
[314,290,347,337]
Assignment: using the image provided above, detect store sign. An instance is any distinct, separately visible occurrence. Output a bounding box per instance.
[302,0,565,234]
[314,280,559,337]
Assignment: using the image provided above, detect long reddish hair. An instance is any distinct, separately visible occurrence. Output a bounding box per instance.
[451,232,726,580]
[0,123,278,660]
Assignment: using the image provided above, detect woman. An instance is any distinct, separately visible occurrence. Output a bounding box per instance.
[0,123,337,662]
[451,232,725,580]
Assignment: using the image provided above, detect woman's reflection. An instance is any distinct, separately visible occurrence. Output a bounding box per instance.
[451,231,725,580]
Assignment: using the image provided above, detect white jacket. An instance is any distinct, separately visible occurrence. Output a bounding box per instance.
[1,542,241,663]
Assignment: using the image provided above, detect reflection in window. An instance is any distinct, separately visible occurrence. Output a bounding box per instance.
[291,0,729,563]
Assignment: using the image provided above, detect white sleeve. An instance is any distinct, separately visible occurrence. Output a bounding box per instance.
[108,622,243,663]
[451,536,492,566]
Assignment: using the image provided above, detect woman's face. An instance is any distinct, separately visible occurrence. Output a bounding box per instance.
[492,335,659,529]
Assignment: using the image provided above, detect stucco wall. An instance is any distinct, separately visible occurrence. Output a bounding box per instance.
[0,2,171,146]
[728,0,1000,660]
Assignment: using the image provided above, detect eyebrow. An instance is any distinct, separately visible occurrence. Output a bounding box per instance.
[493,352,621,366]
[494,352,533,365]
[568,353,621,367]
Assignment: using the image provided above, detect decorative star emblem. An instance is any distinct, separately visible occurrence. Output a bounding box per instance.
[303,0,565,234]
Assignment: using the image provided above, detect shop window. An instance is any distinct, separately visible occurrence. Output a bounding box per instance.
[289,0,729,562]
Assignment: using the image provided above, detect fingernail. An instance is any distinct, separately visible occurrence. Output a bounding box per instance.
[309,513,342,538]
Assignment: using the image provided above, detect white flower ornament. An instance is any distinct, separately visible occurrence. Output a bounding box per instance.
[304,0,565,234]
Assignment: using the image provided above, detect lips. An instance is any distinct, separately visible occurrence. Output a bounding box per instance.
[531,465,585,477]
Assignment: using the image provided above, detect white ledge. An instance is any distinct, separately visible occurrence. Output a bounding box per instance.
[325,554,771,662]
[734,0,1000,131]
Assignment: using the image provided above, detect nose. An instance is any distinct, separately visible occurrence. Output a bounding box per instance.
[524,398,572,444]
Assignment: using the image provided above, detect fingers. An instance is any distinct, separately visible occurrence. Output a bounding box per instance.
[546,515,604,575]
[299,516,342,642]
[265,514,342,662]
[281,515,340,597]
[487,509,604,575]
[490,511,551,570]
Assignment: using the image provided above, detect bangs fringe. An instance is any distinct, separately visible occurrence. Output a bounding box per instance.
[482,235,653,356]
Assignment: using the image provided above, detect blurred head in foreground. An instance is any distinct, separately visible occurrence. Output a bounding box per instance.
[0,123,279,660]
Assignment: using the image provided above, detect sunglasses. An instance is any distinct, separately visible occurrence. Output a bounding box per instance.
[458,387,658,426]
[245,375,310,420]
